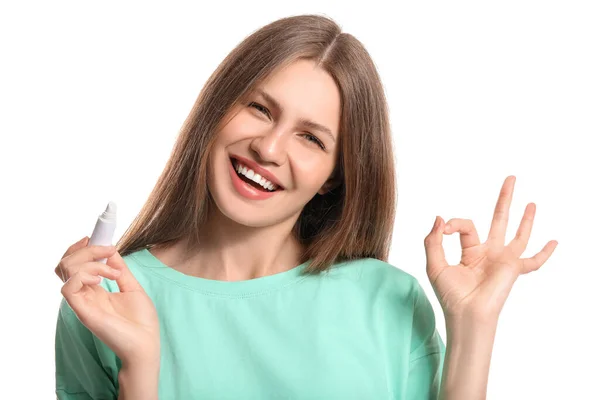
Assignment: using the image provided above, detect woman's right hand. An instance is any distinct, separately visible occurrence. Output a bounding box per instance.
[56,236,160,367]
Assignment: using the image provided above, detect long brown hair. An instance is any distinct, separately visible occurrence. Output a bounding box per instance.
[116,14,397,274]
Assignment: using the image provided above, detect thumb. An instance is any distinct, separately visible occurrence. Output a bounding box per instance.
[424,216,448,278]
[106,251,144,293]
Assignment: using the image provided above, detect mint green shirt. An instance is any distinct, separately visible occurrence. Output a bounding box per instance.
[55,249,446,399]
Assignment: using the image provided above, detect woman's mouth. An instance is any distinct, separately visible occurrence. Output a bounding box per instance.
[230,158,282,193]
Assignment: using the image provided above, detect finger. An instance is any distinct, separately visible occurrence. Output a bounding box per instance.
[56,245,117,281]
[56,237,89,280]
[519,240,559,274]
[487,176,516,249]
[59,260,122,283]
[106,251,143,292]
[61,271,110,329]
[424,216,448,279]
[60,236,89,259]
[82,261,123,281]
[444,218,481,249]
[508,202,536,257]
[61,270,101,298]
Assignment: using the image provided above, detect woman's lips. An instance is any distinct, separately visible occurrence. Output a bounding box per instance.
[228,157,282,200]
[229,154,285,190]
[230,157,282,191]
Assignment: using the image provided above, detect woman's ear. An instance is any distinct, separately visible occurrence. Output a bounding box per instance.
[317,171,342,195]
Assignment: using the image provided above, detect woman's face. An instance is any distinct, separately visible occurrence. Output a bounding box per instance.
[207,58,341,228]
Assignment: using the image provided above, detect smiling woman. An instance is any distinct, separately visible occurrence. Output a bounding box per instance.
[54,14,445,400]
[205,58,347,232]
[115,15,397,275]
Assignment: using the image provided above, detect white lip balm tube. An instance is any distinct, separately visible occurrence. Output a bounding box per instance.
[88,202,117,271]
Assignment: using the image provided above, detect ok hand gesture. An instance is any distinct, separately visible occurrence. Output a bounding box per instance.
[424,176,558,323]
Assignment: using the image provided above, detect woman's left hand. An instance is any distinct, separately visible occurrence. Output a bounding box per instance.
[424,175,558,323]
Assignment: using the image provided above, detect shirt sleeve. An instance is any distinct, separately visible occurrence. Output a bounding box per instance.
[55,296,121,400]
[406,278,446,400]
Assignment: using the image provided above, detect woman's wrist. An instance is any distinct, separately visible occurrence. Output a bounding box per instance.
[439,315,498,400]
[118,358,160,400]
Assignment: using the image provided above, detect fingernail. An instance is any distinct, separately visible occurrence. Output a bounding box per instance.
[79,236,88,243]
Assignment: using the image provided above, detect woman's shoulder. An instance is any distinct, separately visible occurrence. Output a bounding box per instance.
[325,258,438,334]
[331,256,418,281]
[325,257,423,301]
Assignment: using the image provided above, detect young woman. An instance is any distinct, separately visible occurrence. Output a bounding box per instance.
[54,14,558,399]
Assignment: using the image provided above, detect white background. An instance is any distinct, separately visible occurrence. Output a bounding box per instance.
[1,1,598,398]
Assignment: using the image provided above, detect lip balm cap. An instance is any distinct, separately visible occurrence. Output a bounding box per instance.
[101,201,117,220]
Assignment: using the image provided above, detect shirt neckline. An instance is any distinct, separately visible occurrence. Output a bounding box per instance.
[130,248,312,298]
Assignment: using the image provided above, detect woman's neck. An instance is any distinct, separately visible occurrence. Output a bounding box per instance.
[150,212,305,281]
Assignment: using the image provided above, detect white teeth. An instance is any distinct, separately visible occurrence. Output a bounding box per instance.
[233,160,278,191]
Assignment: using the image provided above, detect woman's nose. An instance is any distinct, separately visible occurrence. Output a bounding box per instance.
[249,128,289,165]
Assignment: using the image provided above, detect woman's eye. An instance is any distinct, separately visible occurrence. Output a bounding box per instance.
[249,102,325,151]
[249,102,270,118]
[302,133,326,150]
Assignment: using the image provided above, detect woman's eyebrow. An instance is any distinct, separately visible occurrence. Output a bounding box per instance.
[256,88,337,143]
